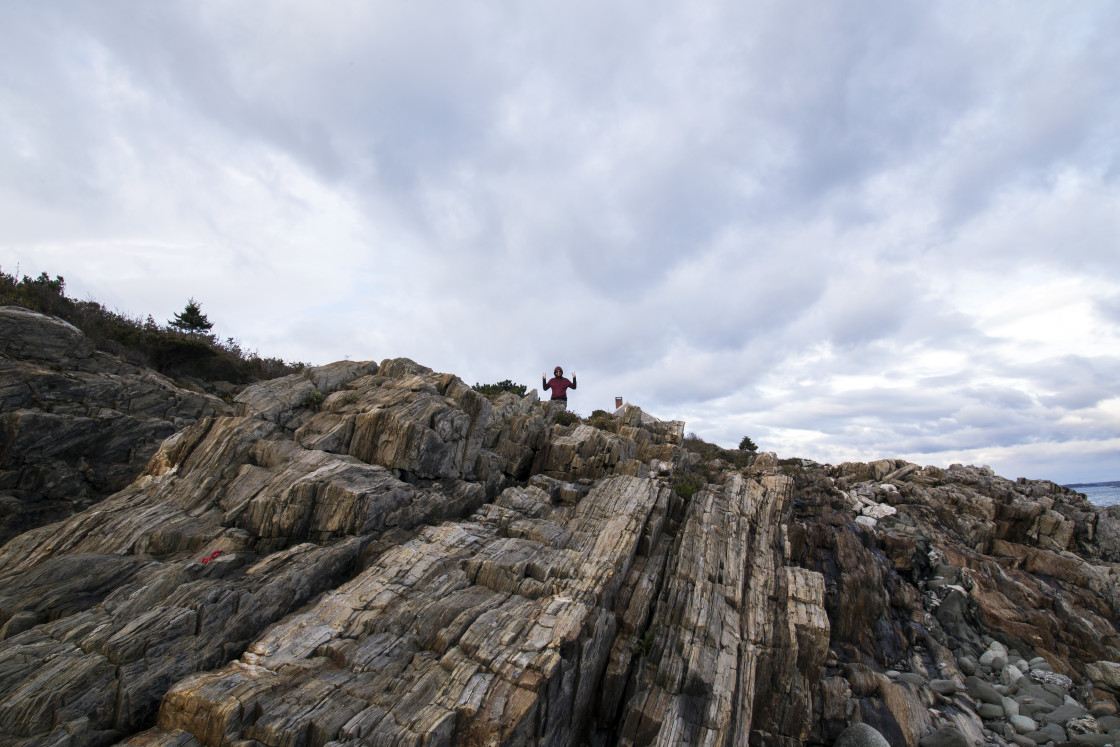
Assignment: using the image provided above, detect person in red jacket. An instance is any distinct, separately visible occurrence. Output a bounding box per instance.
[542,366,577,406]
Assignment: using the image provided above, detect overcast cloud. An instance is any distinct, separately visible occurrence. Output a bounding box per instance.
[3,1,1118,483]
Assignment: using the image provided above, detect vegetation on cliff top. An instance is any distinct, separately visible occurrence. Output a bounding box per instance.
[0,268,304,385]
[472,379,528,398]
[672,432,758,499]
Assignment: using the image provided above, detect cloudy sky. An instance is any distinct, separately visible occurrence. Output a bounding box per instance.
[3,2,1118,483]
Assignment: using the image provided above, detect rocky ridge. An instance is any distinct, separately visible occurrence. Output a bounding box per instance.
[0,308,1119,746]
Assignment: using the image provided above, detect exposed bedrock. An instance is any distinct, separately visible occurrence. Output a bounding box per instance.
[0,307,231,543]
[0,354,692,745]
[0,315,1119,746]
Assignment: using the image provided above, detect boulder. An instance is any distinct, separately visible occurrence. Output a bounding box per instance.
[966,675,1005,705]
[0,306,94,360]
[981,648,1008,670]
[930,678,960,695]
[834,723,891,747]
[1066,714,1104,736]
[1009,714,1039,734]
[1003,664,1025,685]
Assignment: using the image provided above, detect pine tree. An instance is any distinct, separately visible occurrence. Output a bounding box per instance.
[738,436,758,452]
[168,298,214,334]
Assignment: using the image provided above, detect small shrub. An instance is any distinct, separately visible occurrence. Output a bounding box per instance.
[473,379,527,398]
[633,630,656,657]
[336,391,360,406]
[671,472,706,501]
[673,433,759,499]
[303,389,326,409]
[553,410,581,426]
[587,409,615,431]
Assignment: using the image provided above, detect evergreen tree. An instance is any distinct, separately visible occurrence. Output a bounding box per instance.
[169,298,214,334]
[738,435,758,452]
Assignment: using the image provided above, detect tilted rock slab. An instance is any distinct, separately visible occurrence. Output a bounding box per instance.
[615,472,829,746]
[152,475,675,745]
[0,306,230,543]
[0,355,691,745]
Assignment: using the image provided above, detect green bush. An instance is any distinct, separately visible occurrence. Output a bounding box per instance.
[682,433,754,470]
[587,409,615,431]
[672,432,758,499]
[671,471,707,501]
[633,630,656,657]
[553,410,581,426]
[472,379,528,398]
[0,267,304,384]
[303,389,326,409]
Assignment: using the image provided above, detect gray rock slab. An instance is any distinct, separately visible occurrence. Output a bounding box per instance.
[1010,714,1039,734]
[919,726,972,747]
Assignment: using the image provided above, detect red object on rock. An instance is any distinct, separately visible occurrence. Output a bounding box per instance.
[200,549,223,564]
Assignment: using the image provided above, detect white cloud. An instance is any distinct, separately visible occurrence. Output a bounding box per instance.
[2,0,1119,485]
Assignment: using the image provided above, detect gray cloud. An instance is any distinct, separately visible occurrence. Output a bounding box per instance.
[2,1,1119,485]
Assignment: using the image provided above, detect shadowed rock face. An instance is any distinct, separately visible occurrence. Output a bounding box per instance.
[0,307,231,544]
[1,310,1120,746]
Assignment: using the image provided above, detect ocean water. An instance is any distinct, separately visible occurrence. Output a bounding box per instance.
[1066,482,1120,507]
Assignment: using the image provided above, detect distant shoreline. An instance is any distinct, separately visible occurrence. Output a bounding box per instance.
[1065,480,1120,489]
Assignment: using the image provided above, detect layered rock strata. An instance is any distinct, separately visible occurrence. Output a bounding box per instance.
[0,355,700,745]
[0,324,1119,745]
[0,307,230,543]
